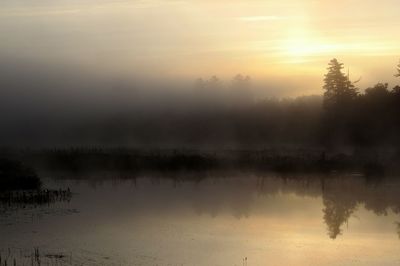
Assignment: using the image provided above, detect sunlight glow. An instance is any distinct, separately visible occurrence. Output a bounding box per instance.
[284,39,339,58]
[280,27,338,61]
[0,0,399,93]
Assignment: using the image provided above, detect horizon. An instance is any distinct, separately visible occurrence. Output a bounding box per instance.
[3,2,400,265]
[1,0,400,97]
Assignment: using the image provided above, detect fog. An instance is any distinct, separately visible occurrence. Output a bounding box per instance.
[1,0,400,148]
[0,58,325,148]
[1,0,399,88]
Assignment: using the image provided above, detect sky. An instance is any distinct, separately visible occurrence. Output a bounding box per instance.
[1,0,400,96]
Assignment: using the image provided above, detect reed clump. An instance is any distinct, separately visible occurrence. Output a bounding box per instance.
[0,158,72,208]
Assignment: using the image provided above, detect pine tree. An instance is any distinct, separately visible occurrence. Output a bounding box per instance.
[323,58,357,110]
[395,60,400,77]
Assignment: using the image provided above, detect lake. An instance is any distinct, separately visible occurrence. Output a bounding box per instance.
[1,172,400,265]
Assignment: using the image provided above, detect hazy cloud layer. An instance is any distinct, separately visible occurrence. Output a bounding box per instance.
[1,0,399,93]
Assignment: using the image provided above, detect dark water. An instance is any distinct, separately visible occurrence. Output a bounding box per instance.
[1,173,400,265]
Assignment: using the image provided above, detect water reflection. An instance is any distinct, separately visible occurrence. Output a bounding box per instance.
[176,173,400,239]
[321,176,400,239]
[2,172,400,265]
[48,172,400,239]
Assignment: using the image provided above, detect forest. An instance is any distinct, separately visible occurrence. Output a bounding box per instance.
[0,59,399,152]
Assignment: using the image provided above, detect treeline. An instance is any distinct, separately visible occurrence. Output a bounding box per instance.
[118,95,323,149]
[0,92,324,149]
[321,58,400,149]
[0,59,399,150]
[76,58,400,150]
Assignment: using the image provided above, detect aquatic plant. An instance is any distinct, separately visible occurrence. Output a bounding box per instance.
[0,248,71,266]
[0,158,41,192]
[0,158,72,209]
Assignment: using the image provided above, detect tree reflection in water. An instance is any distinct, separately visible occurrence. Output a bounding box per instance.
[253,174,400,239]
[175,172,400,239]
[34,168,400,240]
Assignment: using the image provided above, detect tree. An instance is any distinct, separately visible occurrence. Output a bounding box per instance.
[323,58,358,110]
[323,197,356,239]
[232,74,251,87]
[365,83,389,98]
[229,74,253,106]
[193,76,225,107]
[397,222,400,239]
[395,60,400,77]
[392,85,400,95]
[322,183,357,239]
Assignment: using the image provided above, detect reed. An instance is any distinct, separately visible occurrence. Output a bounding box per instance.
[0,249,70,266]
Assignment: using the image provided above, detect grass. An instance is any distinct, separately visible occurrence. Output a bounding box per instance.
[23,147,393,176]
[0,189,72,208]
[0,159,41,192]
[0,158,72,208]
[0,248,71,266]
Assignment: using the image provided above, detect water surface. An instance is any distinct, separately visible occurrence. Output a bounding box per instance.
[2,173,400,265]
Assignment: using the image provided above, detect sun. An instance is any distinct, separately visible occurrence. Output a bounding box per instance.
[282,29,339,61]
[285,38,338,58]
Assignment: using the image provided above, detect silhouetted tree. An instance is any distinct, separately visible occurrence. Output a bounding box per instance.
[232,74,251,87]
[321,59,359,148]
[365,83,390,97]
[194,76,222,93]
[194,78,206,90]
[392,85,400,95]
[229,74,253,106]
[208,75,222,87]
[193,76,225,107]
[323,59,358,110]
[356,82,398,147]
[4,58,400,149]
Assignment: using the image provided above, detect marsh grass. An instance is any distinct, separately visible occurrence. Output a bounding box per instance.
[0,159,41,192]
[0,248,71,266]
[0,158,72,209]
[26,148,392,176]
[0,189,72,208]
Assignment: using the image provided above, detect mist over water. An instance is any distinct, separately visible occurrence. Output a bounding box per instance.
[2,173,400,266]
[2,1,400,265]
[0,58,325,148]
